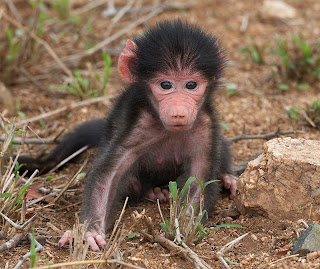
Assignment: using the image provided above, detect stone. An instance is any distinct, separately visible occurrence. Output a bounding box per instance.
[234,138,320,221]
[260,0,297,20]
[292,223,320,256]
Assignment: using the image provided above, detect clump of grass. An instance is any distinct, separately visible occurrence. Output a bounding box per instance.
[287,99,320,128]
[0,120,37,234]
[53,0,71,20]
[159,177,245,245]
[68,217,89,263]
[158,177,210,245]
[271,35,320,85]
[1,28,21,84]
[1,2,49,85]
[240,35,269,64]
[271,35,320,91]
[241,34,320,91]
[57,50,112,99]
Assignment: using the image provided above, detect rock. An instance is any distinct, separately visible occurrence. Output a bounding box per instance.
[234,138,320,221]
[292,223,320,256]
[260,0,297,20]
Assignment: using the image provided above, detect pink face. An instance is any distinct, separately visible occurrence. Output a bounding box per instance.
[117,40,209,132]
[150,72,208,131]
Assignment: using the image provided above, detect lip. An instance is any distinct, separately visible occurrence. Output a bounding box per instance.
[167,124,189,131]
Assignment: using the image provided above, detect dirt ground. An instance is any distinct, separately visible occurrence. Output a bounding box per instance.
[1,0,320,268]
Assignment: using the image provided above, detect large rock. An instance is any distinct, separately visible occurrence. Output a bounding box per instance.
[235,138,320,221]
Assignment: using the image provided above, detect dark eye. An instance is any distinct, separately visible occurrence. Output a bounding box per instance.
[160,81,173,90]
[185,81,197,90]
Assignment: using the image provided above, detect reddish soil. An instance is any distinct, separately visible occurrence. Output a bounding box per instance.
[0,0,320,268]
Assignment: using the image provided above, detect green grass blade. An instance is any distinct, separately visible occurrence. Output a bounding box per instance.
[160,222,169,233]
[169,181,178,202]
[180,177,196,199]
[30,229,36,267]
[212,223,247,229]
[203,179,218,190]
[195,175,204,190]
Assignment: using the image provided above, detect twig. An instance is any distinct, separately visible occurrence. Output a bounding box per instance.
[174,219,212,269]
[264,254,299,268]
[72,0,193,17]
[5,0,23,23]
[300,110,316,128]
[33,259,144,269]
[0,136,59,145]
[68,217,89,262]
[20,67,47,92]
[13,234,44,269]
[0,232,26,252]
[216,232,249,269]
[26,192,57,207]
[102,197,129,259]
[62,4,165,64]
[102,0,116,17]
[15,96,112,127]
[157,199,166,225]
[84,3,162,55]
[0,208,37,253]
[141,215,212,269]
[46,222,62,234]
[155,235,211,269]
[48,145,88,173]
[0,212,37,230]
[240,13,249,33]
[298,219,309,229]
[102,0,135,39]
[71,0,109,16]
[51,159,87,204]
[1,11,73,78]
[228,128,304,143]
[111,0,134,23]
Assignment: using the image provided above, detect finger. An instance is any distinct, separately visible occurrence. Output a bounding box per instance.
[58,230,72,248]
[154,187,161,195]
[225,181,231,189]
[222,175,231,189]
[162,189,170,201]
[86,236,100,252]
[154,187,166,202]
[158,193,166,203]
[95,234,107,248]
[146,189,156,201]
[229,175,238,199]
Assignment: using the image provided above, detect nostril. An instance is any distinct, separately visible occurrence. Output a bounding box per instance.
[172,114,185,119]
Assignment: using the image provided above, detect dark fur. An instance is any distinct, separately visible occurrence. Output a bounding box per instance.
[132,20,224,82]
[18,119,105,176]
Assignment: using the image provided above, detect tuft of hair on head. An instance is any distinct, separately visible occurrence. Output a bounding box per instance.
[132,19,225,82]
